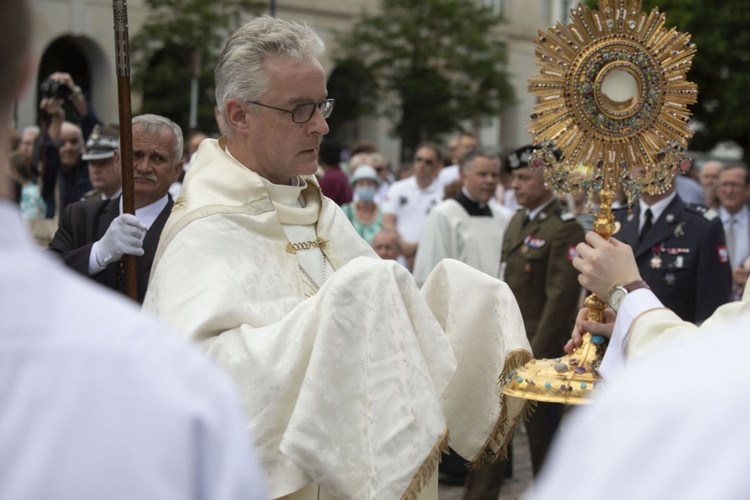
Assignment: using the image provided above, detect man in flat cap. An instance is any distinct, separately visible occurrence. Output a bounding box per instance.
[500,145,584,484]
[81,124,122,201]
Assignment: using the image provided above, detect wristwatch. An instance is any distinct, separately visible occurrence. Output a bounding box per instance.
[608,280,650,312]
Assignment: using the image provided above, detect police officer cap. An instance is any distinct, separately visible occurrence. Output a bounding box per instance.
[82,124,120,161]
[504,145,535,171]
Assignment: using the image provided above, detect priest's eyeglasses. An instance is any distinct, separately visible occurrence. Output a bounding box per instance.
[248,98,336,124]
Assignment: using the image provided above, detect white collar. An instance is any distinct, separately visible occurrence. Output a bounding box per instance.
[720,205,749,224]
[118,195,169,230]
[527,196,555,221]
[639,191,677,226]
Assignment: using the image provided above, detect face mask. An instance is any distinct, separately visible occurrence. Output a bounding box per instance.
[356,186,377,202]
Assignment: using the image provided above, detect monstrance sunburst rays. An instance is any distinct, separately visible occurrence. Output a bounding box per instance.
[500,0,697,405]
[528,0,696,204]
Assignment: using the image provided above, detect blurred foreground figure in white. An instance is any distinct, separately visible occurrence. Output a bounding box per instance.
[0,2,266,499]
[527,232,750,499]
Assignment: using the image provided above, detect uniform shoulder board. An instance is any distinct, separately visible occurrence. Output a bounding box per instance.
[687,204,718,221]
[559,211,576,222]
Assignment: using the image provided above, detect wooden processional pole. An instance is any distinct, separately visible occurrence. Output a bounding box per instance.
[112,0,138,301]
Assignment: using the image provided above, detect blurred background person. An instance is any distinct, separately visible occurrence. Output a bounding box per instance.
[371,229,401,261]
[698,159,723,210]
[716,164,750,299]
[382,142,445,269]
[317,140,352,206]
[341,165,383,245]
[81,124,121,201]
[414,148,510,288]
[7,151,45,220]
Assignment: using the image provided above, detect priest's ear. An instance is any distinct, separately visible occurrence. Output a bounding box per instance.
[224,99,251,136]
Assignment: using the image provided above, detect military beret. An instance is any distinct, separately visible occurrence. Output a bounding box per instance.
[504,145,535,171]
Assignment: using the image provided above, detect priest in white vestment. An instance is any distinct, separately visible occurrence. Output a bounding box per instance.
[143,16,532,500]
[413,149,512,287]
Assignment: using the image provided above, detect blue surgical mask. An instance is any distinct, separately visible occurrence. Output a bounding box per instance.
[356,186,377,202]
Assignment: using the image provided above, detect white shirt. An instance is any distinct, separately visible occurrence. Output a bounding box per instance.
[0,200,266,500]
[526,196,556,221]
[720,205,750,267]
[638,190,677,231]
[381,176,444,243]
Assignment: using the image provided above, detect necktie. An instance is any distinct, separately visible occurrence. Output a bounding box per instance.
[639,208,653,243]
[726,216,736,266]
[523,212,530,227]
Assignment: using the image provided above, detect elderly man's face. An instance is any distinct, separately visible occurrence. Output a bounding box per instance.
[59,123,83,169]
[372,232,399,260]
[116,125,182,207]
[243,57,329,184]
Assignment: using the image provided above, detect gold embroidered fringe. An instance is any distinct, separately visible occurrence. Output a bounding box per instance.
[468,348,534,469]
[400,427,450,500]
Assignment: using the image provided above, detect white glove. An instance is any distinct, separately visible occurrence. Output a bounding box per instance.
[95,214,146,266]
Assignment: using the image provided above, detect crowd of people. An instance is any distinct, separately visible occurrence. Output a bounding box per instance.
[4,4,750,500]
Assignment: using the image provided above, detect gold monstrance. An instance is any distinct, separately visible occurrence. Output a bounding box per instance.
[500,0,697,404]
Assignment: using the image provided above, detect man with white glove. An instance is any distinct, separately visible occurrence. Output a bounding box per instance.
[49,114,184,303]
[92,214,146,268]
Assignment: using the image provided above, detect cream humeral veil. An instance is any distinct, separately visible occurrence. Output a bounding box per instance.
[144,138,532,499]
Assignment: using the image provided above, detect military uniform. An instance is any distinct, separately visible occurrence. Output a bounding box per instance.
[615,195,731,323]
[502,199,584,359]
[501,197,584,477]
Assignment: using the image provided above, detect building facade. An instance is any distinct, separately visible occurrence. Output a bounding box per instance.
[22,0,571,163]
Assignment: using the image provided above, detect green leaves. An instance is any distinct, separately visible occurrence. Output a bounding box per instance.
[131,0,264,133]
[335,0,515,158]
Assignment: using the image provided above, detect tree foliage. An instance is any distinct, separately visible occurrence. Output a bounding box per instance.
[131,0,264,135]
[335,0,515,159]
[583,0,750,161]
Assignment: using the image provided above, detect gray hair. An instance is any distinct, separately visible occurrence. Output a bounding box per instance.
[132,114,184,166]
[460,147,499,173]
[215,16,325,132]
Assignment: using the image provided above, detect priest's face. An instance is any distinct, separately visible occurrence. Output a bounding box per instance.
[461,155,499,204]
[238,57,330,185]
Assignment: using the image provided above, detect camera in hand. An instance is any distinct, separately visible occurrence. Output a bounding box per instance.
[40,78,72,99]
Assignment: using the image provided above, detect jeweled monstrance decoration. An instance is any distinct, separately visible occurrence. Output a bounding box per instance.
[500,0,697,404]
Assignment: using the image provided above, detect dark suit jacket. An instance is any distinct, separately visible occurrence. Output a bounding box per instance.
[501,199,585,359]
[48,195,173,303]
[615,195,731,323]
